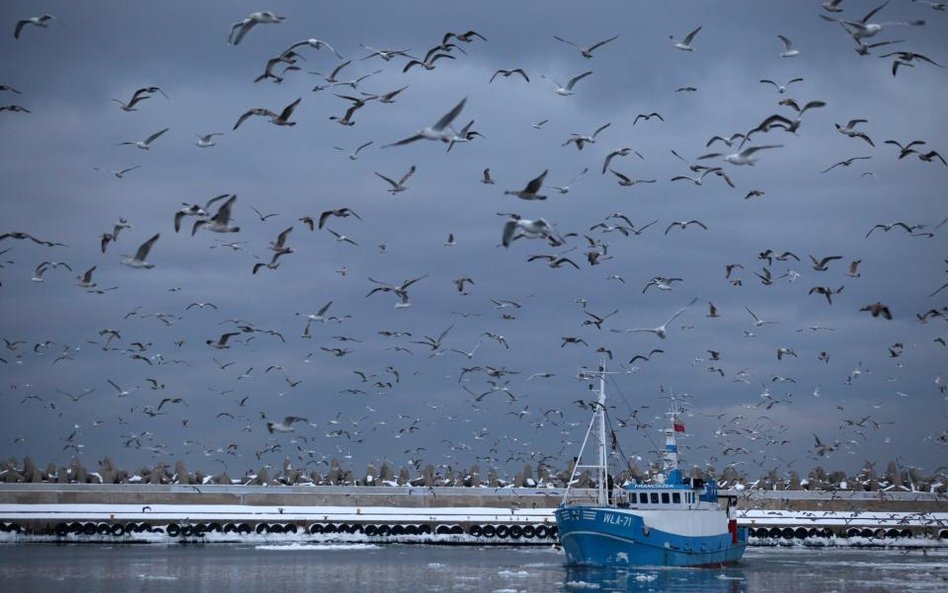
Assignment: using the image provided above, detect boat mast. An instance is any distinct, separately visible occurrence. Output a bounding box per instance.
[595,364,608,505]
[561,364,610,506]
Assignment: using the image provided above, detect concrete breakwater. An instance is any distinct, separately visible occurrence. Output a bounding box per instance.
[0,484,946,546]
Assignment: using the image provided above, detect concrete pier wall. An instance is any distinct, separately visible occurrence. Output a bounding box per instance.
[1,484,945,545]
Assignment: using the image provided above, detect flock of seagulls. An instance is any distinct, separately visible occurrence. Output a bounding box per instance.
[0,2,945,487]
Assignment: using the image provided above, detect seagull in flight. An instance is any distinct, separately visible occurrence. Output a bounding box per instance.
[699,145,782,166]
[609,169,656,187]
[671,26,702,51]
[777,34,800,57]
[121,234,160,269]
[601,147,644,173]
[334,141,373,160]
[383,97,466,147]
[192,194,239,235]
[541,71,593,96]
[284,38,344,59]
[759,77,804,94]
[375,165,416,194]
[550,167,589,194]
[489,68,530,83]
[611,297,699,339]
[233,97,301,129]
[553,34,619,58]
[116,128,170,150]
[317,207,361,229]
[502,218,562,248]
[562,123,610,151]
[229,11,285,46]
[504,170,548,200]
[14,14,54,39]
[822,0,925,41]
[196,132,224,148]
[366,274,429,308]
[266,416,308,433]
[745,306,778,327]
[821,155,872,173]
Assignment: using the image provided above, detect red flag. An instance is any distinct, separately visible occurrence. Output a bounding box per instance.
[673,420,685,432]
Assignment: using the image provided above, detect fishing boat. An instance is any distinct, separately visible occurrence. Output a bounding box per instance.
[555,365,748,567]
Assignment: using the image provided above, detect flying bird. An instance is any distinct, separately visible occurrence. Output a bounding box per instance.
[664,220,708,234]
[821,156,872,173]
[835,119,875,146]
[541,71,593,96]
[502,217,562,248]
[860,302,892,319]
[375,165,416,194]
[553,34,619,58]
[489,68,529,83]
[206,332,241,349]
[777,34,800,57]
[609,169,656,187]
[229,11,285,46]
[699,145,783,166]
[601,147,644,173]
[366,274,429,308]
[192,195,239,234]
[562,123,610,150]
[317,208,361,229]
[383,97,466,146]
[195,132,224,147]
[266,416,308,433]
[759,78,804,94]
[116,128,170,150]
[611,297,699,339]
[120,234,160,269]
[504,169,548,200]
[671,26,702,51]
[14,14,54,39]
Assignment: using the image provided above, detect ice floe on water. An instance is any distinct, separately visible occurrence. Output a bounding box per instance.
[254,543,379,551]
[564,580,601,590]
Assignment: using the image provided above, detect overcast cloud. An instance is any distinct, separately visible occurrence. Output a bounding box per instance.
[1,1,945,483]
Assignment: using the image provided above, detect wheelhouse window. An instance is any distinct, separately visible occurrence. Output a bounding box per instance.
[639,493,648,504]
[649,492,659,504]
[661,492,670,504]
[672,492,681,504]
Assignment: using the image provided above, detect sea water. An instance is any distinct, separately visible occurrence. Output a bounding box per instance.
[0,544,944,592]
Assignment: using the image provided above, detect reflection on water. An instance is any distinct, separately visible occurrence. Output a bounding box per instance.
[563,564,746,592]
[0,544,944,593]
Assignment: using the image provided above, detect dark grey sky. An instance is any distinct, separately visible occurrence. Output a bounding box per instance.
[1,1,945,483]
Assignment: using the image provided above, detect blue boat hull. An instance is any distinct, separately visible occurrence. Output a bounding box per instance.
[556,507,748,568]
